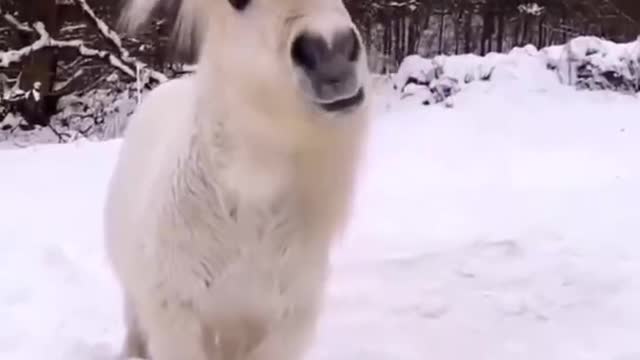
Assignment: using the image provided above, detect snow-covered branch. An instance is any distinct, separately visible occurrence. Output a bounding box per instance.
[518,3,545,16]
[2,13,34,33]
[0,19,168,87]
[75,0,122,49]
[0,24,51,67]
[1,23,136,79]
[1,3,167,85]
[75,0,168,83]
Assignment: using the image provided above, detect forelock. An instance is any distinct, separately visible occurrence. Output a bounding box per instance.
[120,0,209,61]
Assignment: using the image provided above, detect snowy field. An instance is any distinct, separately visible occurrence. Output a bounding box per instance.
[2,66,640,359]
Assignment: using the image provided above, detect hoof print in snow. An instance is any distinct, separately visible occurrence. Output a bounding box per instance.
[399,298,450,320]
[615,353,640,360]
[455,239,524,279]
[495,295,528,316]
[2,286,31,307]
[417,299,450,319]
[444,98,455,108]
[472,238,524,259]
[42,246,73,268]
[455,265,477,279]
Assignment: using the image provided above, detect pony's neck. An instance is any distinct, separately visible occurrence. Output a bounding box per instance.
[188,54,368,236]
[189,66,294,206]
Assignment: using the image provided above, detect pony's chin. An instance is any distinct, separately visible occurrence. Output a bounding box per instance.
[313,88,365,113]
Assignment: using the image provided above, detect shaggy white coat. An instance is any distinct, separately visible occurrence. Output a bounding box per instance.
[104,1,371,359]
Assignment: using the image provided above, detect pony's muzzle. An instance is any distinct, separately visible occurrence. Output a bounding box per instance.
[291,29,364,112]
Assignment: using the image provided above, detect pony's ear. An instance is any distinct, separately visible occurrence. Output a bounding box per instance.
[118,0,205,63]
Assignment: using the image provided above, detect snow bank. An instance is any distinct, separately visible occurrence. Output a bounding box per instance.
[393,36,640,107]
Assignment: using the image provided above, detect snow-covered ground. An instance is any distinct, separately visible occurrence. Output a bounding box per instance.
[1,71,640,360]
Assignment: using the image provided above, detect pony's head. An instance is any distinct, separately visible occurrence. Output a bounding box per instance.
[123,0,370,124]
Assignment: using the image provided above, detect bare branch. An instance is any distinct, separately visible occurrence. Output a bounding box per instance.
[48,124,72,143]
[601,0,640,28]
[53,69,85,93]
[57,56,91,74]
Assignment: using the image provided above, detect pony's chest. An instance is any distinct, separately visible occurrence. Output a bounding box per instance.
[166,179,306,278]
[218,143,293,207]
[157,203,324,314]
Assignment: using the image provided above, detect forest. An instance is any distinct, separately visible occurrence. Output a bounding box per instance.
[1,0,639,138]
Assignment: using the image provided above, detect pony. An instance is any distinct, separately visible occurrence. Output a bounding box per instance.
[103,0,371,359]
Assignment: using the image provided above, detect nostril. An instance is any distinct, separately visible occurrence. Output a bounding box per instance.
[333,29,360,62]
[326,77,341,85]
[291,33,329,71]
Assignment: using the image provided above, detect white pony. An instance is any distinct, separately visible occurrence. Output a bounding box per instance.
[103,0,371,359]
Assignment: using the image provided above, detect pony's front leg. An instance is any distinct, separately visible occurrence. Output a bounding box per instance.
[245,304,320,360]
[139,301,210,360]
[121,299,148,359]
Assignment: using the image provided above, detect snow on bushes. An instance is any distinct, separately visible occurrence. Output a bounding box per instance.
[392,46,543,106]
[0,77,142,147]
[546,36,640,94]
[394,36,640,106]
[393,55,461,106]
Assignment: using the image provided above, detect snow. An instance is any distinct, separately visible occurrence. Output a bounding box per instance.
[2,59,640,360]
[323,82,640,360]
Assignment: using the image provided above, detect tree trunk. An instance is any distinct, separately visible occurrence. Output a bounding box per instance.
[464,9,472,54]
[480,2,495,55]
[496,6,505,52]
[521,15,530,45]
[19,0,60,95]
[408,16,417,54]
[455,9,463,54]
[384,16,391,56]
[438,10,445,54]
[514,15,521,48]
[537,14,546,48]
[561,8,567,43]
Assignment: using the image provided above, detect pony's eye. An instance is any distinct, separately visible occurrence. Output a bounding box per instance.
[229,0,251,11]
